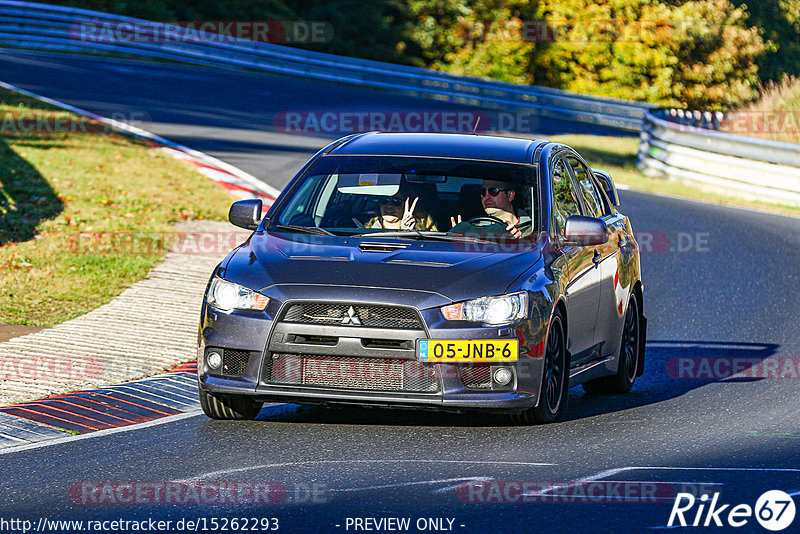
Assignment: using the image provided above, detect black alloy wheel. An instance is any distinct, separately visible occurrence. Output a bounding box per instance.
[514,309,569,424]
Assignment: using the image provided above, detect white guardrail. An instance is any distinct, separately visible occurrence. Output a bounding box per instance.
[1,1,799,206]
[639,109,800,207]
[0,0,649,131]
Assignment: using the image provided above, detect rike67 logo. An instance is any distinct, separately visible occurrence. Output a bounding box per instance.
[668,490,796,531]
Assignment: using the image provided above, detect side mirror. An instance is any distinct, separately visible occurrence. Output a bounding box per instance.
[564,215,609,246]
[592,169,620,207]
[228,199,262,230]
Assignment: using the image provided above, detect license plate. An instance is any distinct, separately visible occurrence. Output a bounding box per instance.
[417,339,518,362]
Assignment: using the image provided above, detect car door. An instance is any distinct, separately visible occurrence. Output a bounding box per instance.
[564,154,626,357]
[551,155,600,364]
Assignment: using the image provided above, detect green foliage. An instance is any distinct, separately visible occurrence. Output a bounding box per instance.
[429,1,536,83]
[32,0,783,108]
[290,1,409,63]
[523,0,765,109]
[413,0,767,108]
[734,1,800,81]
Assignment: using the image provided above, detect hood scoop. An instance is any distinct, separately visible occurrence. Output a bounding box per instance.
[358,242,410,253]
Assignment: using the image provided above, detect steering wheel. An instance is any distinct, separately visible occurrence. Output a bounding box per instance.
[465,216,507,226]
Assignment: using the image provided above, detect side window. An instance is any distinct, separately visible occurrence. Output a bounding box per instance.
[551,157,580,235]
[565,156,605,218]
[276,173,326,225]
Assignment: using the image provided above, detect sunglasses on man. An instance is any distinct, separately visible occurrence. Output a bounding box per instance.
[378,197,405,206]
[481,187,510,197]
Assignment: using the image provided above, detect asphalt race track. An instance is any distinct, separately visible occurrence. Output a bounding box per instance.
[1,50,800,533]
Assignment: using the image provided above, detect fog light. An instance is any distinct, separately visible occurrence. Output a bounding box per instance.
[207,350,223,370]
[493,367,512,385]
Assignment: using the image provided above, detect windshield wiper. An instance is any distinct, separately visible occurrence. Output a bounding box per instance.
[272,224,335,236]
[358,230,491,243]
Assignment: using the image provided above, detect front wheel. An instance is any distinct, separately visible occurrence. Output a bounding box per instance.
[199,387,263,420]
[513,309,569,425]
[583,295,641,395]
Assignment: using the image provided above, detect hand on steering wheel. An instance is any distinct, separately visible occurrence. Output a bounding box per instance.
[465,215,507,226]
[460,215,522,238]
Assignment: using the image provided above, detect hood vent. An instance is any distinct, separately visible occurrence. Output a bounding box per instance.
[386,259,452,268]
[287,255,350,261]
[358,242,409,253]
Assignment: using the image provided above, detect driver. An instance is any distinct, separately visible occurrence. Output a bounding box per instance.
[451,180,532,238]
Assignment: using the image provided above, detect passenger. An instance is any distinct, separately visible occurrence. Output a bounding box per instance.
[366,185,438,231]
[450,180,532,238]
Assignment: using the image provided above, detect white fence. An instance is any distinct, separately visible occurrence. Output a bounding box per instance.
[639,109,800,206]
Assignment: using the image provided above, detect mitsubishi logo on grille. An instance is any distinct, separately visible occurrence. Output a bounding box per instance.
[341,306,361,325]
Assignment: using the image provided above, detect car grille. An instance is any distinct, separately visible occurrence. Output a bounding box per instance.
[265,354,439,392]
[222,349,250,376]
[459,364,492,389]
[281,303,423,329]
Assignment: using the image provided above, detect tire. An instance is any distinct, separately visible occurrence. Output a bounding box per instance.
[513,309,569,425]
[583,295,641,395]
[199,387,263,420]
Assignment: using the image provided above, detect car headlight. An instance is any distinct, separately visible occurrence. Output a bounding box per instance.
[206,277,269,312]
[441,291,528,326]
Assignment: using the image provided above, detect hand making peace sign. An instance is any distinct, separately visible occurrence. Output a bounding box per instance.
[401,197,419,230]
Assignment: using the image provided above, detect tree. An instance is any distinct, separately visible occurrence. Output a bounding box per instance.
[734,0,800,81]
[524,0,766,108]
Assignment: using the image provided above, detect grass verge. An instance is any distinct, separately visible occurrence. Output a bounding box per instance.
[549,134,800,217]
[0,88,236,327]
[721,76,800,145]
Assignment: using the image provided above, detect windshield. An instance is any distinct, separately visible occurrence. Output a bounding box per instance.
[271,155,538,241]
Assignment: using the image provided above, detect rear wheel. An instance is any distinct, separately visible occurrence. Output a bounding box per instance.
[583,295,640,395]
[513,309,569,425]
[199,387,263,420]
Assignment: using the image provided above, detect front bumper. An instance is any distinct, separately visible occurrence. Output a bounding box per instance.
[197,295,548,412]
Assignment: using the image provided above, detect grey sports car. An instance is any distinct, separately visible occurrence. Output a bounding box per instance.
[197,132,646,424]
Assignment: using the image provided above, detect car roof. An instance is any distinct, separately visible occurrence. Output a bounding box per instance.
[326,132,547,165]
